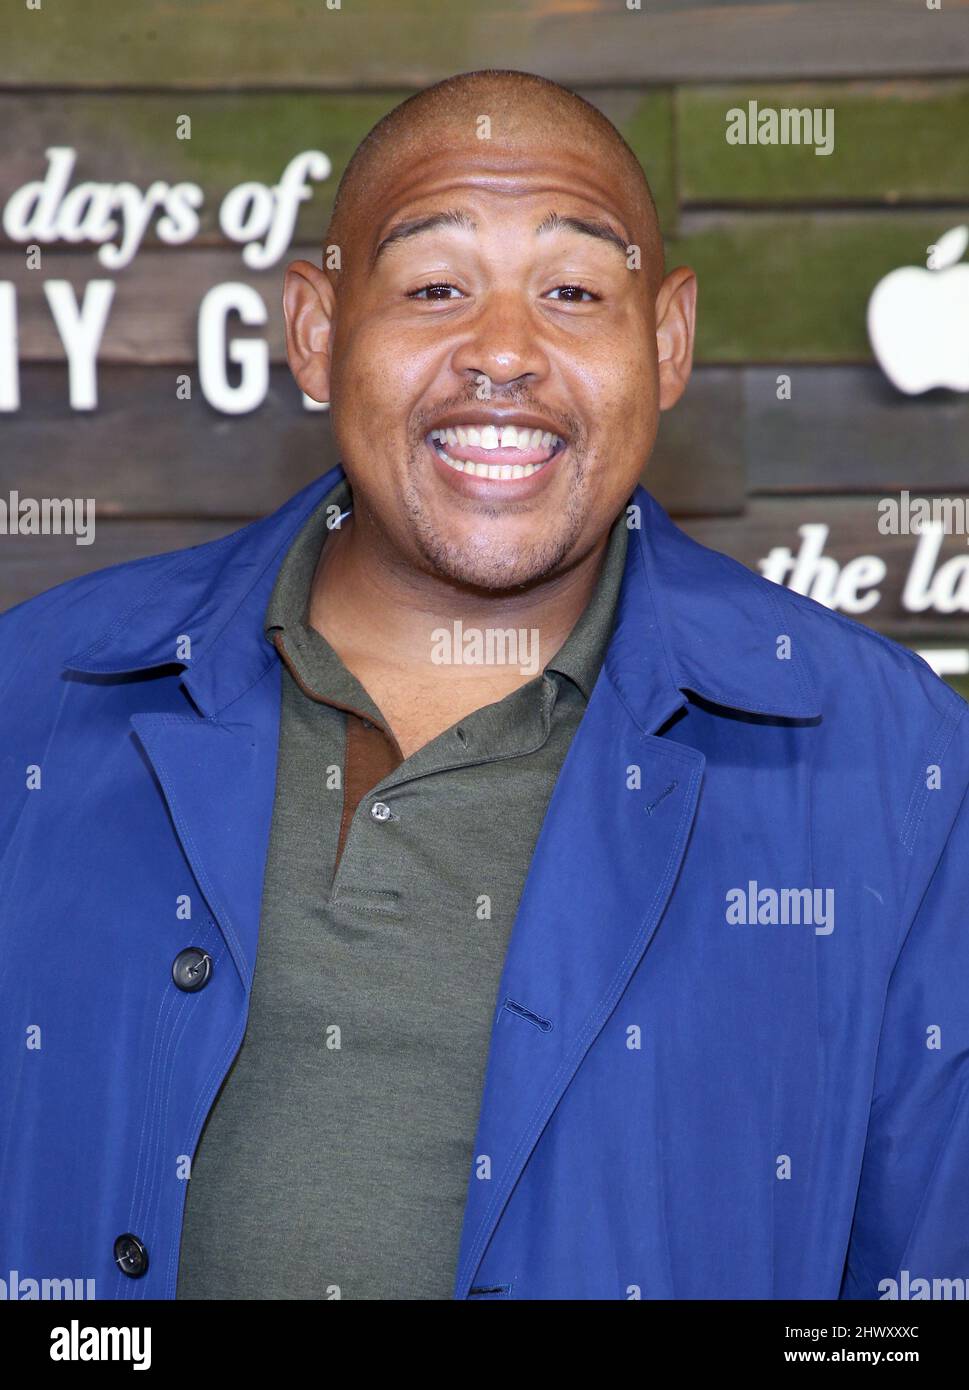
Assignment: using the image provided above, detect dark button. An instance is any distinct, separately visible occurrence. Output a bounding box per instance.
[171,947,212,992]
[114,1233,149,1278]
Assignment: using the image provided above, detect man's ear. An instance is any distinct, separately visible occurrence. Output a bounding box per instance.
[283,259,336,403]
[655,266,697,411]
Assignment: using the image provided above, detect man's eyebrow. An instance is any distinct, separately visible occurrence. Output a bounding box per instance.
[535,210,630,258]
[372,209,477,264]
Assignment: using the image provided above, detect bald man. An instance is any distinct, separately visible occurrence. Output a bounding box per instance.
[175,71,693,1300]
[3,71,969,1304]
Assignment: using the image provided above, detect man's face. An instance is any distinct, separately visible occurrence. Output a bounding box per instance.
[319,134,685,589]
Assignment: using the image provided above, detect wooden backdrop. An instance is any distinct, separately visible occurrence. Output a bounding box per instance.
[1,0,968,695]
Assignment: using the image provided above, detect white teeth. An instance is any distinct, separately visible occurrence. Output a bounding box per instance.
[428,423,564,482]
[429,424,563,453]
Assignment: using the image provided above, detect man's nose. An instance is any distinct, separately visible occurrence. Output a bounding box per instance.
[450,290,551,388]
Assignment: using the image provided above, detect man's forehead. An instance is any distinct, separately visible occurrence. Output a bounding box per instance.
[357,145,642,250]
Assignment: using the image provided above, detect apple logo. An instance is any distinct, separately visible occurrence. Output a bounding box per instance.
[867,225,969,394]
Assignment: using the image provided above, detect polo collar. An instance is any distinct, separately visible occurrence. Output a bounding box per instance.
[264,475,352,636]
[64,470,821,726]
[546,502,628,701]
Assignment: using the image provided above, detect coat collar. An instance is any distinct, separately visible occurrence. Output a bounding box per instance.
[610,488,821,730]
[65,467,821,724]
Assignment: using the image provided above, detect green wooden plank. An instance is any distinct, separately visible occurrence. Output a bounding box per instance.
[531,1,969,84]
[4,1,969,88]
[665,212,969,362]
[0,0,517,88]
[581,89,677,235]
[0,92,407,247]
[678,81,969,204]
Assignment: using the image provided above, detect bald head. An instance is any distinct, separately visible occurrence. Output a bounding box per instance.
[326,69,664,296]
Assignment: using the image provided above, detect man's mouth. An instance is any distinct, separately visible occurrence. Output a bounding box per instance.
[427,424,566,480]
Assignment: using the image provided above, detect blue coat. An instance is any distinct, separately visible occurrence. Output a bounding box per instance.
[2,466,968,1301]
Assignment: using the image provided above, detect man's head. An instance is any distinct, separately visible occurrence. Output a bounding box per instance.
[284,69,696,592]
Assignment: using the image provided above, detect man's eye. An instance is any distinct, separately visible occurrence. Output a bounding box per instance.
[409,282,462,300]
[546,284,598,302]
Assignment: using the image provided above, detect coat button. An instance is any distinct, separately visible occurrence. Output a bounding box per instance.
[114,1233,149,1277]
[370,801,392,822]
[171,947,213,992]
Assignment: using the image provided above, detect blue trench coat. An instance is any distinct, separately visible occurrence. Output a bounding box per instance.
[2,466,968,1301]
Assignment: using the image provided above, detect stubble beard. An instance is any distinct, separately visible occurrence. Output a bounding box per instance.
[400,447,589,592]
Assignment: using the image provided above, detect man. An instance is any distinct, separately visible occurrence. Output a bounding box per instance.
[1,70,968,1303]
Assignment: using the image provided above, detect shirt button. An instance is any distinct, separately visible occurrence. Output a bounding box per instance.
[370,801,392,822]
[114,1233,149,1278]
[171,947,213,992]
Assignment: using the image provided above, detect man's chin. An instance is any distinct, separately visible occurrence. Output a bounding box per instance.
[414,531,574,594]
[399,465,585,592]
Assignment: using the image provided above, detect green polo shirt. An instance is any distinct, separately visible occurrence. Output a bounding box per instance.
[176,475,629,1301]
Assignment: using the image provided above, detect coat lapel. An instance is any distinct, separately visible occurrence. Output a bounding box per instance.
[453,671,705,1297]
[129,676,281,994]
[62,471,339,995]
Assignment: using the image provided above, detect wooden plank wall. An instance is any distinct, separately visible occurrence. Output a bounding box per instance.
[1,0,968,694]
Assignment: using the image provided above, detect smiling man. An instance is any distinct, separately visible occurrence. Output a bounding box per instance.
[2,71,969,1304]
[271,69,689,769]
[174,72,695,1301]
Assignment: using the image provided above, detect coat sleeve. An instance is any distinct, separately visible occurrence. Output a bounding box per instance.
[841,713,969,1300]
